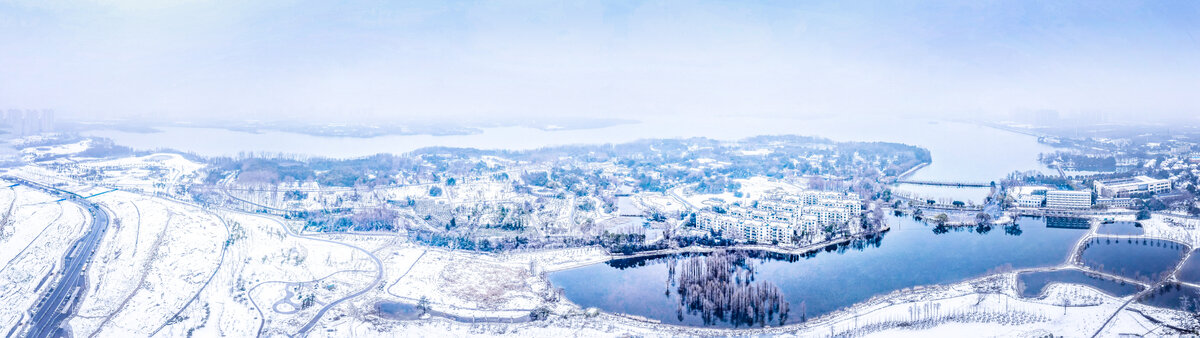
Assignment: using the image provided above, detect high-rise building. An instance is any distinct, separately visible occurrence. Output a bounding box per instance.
[4,109,19,126]
[23,109,39,135]
[40,109,54,132]
[2,108,57,135]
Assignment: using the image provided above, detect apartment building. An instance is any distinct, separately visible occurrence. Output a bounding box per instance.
[697,190,861,243]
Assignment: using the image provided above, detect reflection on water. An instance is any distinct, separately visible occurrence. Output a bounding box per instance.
[550,216,1085,327]
[1045,217,1090,229]
[1016,269,1143,298]
[1095,221,1144,236]
[1079,238,1188,283]
[375,302,421,320]
[929,222,1018,236]
[672,251,790,327]
[1176,250,1200,284]
[1137,283,1200,312]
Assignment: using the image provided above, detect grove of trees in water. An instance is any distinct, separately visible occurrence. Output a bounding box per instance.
[671,250,794,327]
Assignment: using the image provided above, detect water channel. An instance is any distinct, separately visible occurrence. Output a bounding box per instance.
[1016,269,1143,298]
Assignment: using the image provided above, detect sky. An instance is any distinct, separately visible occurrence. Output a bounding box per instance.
[1,0,1198,123]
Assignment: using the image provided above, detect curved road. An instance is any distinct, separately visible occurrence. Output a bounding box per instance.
[246,269,374,334]
[8,177,112,338]
[223,207,384,337]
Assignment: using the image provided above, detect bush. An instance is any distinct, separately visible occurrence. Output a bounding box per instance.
[529,306,552,321]
[1136,209,1151,220]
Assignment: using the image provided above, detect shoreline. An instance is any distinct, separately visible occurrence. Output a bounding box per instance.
[544,228,889,273]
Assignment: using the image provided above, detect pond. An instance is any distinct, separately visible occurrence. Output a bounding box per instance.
[1078,237,1188,283]
[1016,269,1143,298]
[376,301,422,320]
[1137,283,1200,312]
[1175,250,1200,284]
[549,216,1087,327]
[1095,221,1144,236]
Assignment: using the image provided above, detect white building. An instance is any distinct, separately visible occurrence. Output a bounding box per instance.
[1046,190,1092,209]
[696,190,861,243]
[1016,194,1044,208]
[1012,186,1048,208]
[1094,176,1171,197]
[1095,197,1136,209]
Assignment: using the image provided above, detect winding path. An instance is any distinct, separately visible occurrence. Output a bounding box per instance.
[225,208,384,337]
[149,207,231,336]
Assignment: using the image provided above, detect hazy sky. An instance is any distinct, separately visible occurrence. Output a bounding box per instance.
[1,0,1198,122]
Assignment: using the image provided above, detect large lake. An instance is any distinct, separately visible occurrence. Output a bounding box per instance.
[88,116,1051,202]
[87,116,1049,181]
[548,216,1086,327]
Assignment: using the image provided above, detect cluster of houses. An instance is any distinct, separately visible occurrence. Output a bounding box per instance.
[696,190,861,243]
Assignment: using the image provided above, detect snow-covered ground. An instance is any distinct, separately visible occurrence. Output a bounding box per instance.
[384,247,547,313]
[4,142,1199,337]
[308,268,1192,337]
[78,153,208,194]
[0,183,88,332]
[50,188,381,337]
[18,138,91,160]
[67,192,226,336]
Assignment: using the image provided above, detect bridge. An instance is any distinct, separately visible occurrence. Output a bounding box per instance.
[895,179,990,187]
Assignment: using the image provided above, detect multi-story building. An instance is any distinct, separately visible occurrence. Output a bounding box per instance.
[1012,186,1047,208]
[696,190,861,243]
[1046,190,1092,209]
[1094,176,1171,197]
[2,109,55,135]
[1016,194,1044,208]
[1094,197,1136,209]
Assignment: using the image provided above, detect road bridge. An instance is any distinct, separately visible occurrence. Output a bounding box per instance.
[894,180,990,187]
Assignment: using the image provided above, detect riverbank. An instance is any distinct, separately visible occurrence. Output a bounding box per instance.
[536,228,889,274]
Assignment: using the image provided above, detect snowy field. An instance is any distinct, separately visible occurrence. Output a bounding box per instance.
[0,183,88,332]
[4,142,1199,337]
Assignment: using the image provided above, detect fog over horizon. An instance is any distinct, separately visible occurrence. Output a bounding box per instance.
[2,0,1199,124]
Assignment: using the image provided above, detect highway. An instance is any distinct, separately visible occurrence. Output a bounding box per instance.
[6,177,111,338]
